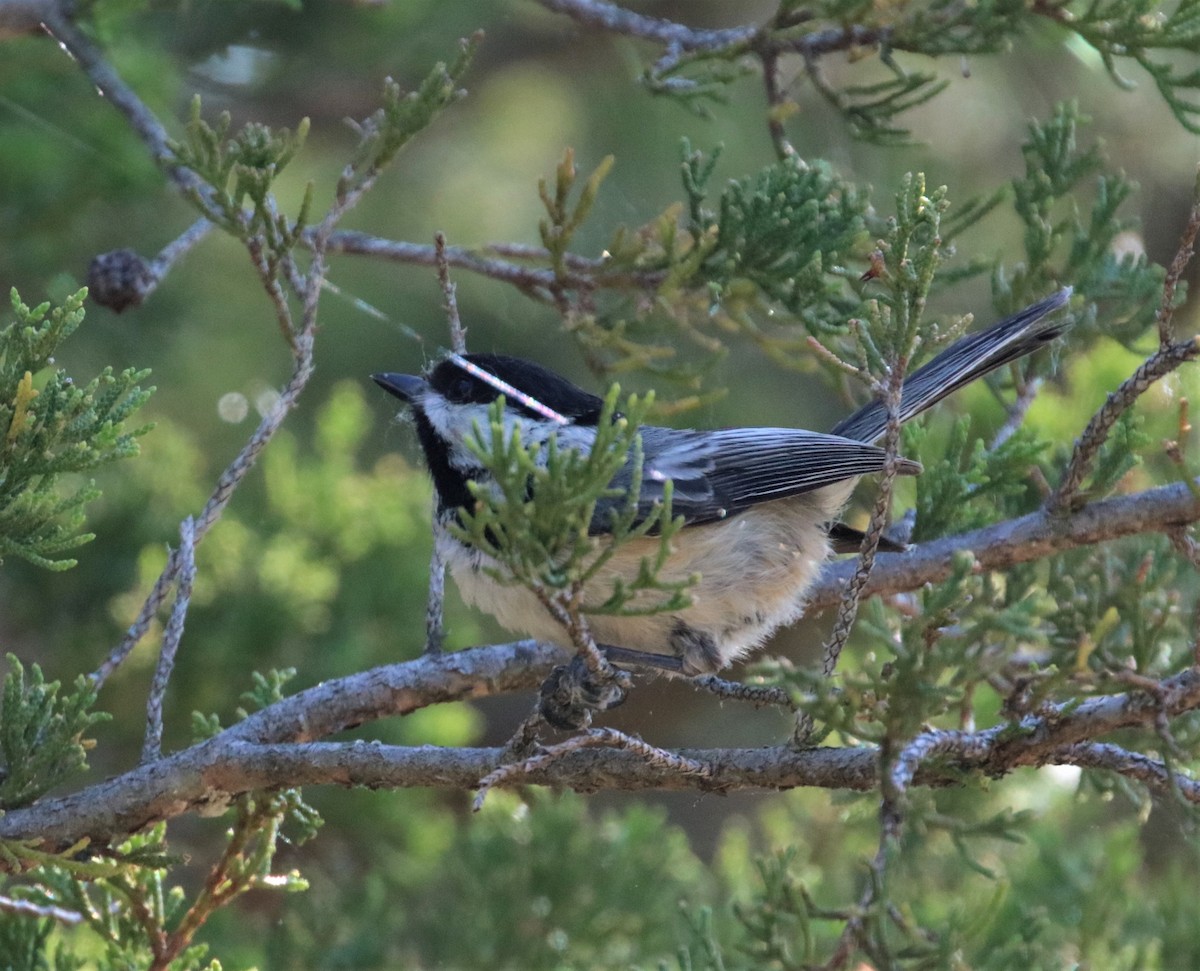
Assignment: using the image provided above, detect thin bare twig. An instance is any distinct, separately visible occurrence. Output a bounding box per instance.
[538,0,756,51]
[93,336,316,687]
[435,232,467,354]
[142,517,197,764]
[1051,740,1200,803]
[1156,167,1200,346]
[1051,337,1200,512]
[822,362,906,677]
[990,374,1041,449]
[692,674,794,708]
[1166,525,1200,662]
[419,233,469,655]
[0,892,84,926]
[321,230,665,300]
[759,47,798,161]
[474,726,710,810]
[39,11,207,198]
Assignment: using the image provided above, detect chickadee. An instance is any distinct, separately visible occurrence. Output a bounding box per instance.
[374,289,1071,682]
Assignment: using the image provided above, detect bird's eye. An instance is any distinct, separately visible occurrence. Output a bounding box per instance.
[450,377,474,401]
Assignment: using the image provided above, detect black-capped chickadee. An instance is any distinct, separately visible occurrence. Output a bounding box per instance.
[374,289,1071,682]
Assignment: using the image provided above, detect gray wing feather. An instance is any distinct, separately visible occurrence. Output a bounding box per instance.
[592,426,910,531]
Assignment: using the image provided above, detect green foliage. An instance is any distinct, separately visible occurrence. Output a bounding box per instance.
[644,0,1200,143]
[909,419,1049,541]
[1085,408,1151,499]
[1007,103,1165,341]
[337,33,480,201]
[700,156,870,327]
[1066,0,1200,133]
[2,774,316,969]
[170,99,312,241]
[668,786,1200,971]
[414,792,705,968]
[0,913,85,971]
[263,790,711,969]
[0,657,107,811]
[10,827,212,971]
[805,55,950,147]
[857,171,950,362]
[453,386,693,629]
[0,289,152,570]
[539,149,615,281]
[1039,536,1192,676]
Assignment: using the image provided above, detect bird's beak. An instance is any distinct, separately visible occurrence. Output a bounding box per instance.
[372,372,428,404]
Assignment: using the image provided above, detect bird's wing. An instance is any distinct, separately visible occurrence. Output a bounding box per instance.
[592,426,918,532]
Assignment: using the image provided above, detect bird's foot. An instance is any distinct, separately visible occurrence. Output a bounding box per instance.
[538,655,633,730]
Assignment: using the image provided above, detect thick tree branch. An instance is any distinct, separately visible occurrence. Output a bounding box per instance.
[6,660,1200,850]
[804,478,1200,613]
[53,476,1200,849]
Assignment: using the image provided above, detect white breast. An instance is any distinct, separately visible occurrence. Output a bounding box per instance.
[442,480,857,673]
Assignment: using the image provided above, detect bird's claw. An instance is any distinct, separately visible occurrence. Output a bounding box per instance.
[538,655,631,730]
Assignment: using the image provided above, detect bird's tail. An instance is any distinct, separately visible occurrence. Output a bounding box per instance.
[829,287,1073,444]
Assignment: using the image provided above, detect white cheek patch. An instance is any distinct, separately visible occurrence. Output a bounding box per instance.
[419,393,600,475]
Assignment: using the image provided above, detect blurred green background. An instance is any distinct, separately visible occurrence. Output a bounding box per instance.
[2,0,1199,966]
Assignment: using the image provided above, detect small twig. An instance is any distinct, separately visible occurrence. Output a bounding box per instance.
[498,705,547,761]
[39,12,207,197]
[538,0,756,52]
[150,217,212,281]
[540,590,612,679]
[0,892,84,925]
[806,334,865,377]
[424,503,447,656]
[473,726,709,810]
[245,236,299,349]
[1051,740,1200,804]
[759,46,798,161]
[1166,525,1200,664]
[142,517,197,764]
[1167,525,1200,569]
[93,335,316,688]
[692,674,794,708]
[321,230,665,301]
[1053,180,1200,510]
[419,233,469,655]
[1050,337,1200,512]
[1155,167,1200,346]
[434,231,467,353]
[990,374,1041,449]
[822,365,906,677]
